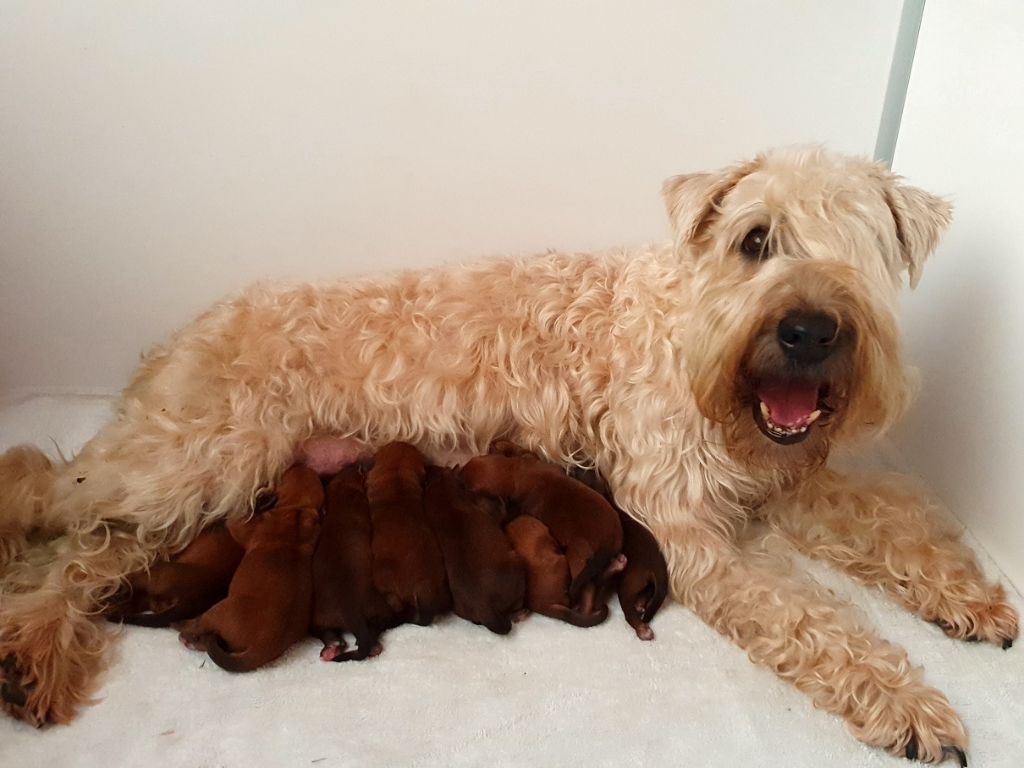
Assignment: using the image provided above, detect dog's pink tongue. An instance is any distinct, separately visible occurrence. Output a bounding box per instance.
[757,380,819,427]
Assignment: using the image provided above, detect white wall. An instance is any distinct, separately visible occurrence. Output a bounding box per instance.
[892,1,1024,589]
[0,1,901,393]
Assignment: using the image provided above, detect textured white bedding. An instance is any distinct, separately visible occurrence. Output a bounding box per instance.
[1,394,1022,767]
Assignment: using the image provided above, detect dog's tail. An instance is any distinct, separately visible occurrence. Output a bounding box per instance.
[204,634,262,673]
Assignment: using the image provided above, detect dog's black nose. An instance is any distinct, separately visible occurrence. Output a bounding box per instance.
[777,312,838,365]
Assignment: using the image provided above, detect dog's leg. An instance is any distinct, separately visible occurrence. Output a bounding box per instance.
[0,411,296,724]
[767,469,1018,648]
[0,446,62,568]
[655,520,968,763]
[0,528,149,725]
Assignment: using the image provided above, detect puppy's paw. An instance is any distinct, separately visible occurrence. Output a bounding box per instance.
[633,623,655,641]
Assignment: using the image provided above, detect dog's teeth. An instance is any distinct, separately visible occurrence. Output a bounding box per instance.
[760,402,771,421]
[807,409,822,425]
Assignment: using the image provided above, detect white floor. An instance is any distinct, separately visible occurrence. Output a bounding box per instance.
[1,395,1022,767]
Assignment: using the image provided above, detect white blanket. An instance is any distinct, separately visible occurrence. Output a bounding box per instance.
[2,395,1022,767]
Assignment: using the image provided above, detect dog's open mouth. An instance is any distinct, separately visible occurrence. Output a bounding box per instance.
[751,379,828,445]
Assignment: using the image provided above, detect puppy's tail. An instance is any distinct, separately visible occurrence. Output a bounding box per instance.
[204,634,261,673]
[115,597,195,628]
[566,546,615,604]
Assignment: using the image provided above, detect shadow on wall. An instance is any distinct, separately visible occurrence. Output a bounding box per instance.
[893,219,1022,589]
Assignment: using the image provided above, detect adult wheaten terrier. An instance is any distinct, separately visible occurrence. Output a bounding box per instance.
[0,146,1015,763]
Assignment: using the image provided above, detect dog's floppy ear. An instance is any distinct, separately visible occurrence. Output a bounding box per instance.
[662,162,753,249]
[884,178,953,289]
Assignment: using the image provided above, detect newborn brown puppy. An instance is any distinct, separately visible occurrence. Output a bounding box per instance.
[422,465,525,634]
[176,466,323,672]
[312,464,395,661]
[505,516,609,627]
[460,445,623,602]
[111,526,244,627]
[569,467,669,641]
[367,442,451,625]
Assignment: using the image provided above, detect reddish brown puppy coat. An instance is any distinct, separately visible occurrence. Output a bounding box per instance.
[111,526,244,627]
[312,464,395,661]
[569,467,669,641]
[367,442,451,625]
[505,516,610,627]
[422,465,525,634]
[176,466,323,672]
[460,445,623,602]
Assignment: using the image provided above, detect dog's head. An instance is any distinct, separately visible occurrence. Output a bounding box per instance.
[663,146,951,469]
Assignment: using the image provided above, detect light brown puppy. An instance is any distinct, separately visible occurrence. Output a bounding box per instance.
[176,466,323,672]
[505,516,608,627]
[460,445,623,603]
[367,443,451,625]
[111,526,244,627]
[422,465,525,634]
[312,464,395,661]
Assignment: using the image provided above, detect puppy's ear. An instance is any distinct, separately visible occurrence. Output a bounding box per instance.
[661,162,753,249]
[883,177,953,289]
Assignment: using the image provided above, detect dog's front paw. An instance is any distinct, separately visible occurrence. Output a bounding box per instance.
[848,679,967,764]
[929,584,1018,648]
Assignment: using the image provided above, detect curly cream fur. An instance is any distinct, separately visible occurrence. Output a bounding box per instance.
[0,146,1016,762]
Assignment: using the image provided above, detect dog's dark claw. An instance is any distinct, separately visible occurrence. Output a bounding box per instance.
[944,746,968,767]
[0,654,17,674]
[904,737,918,760]
[1,681,28,708]
[1002,638,1013,650]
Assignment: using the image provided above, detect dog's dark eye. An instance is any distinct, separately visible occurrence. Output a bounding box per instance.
[740,227,771,261]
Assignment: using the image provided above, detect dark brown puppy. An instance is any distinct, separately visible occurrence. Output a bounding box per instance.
[569,467,669,641]
[176,466,323,672]
[460,444,623,602]
[367,442,451,625]
[312,464,395,661]
[505,516,610,627]
[422,465,525,634]
[111,526,244,627]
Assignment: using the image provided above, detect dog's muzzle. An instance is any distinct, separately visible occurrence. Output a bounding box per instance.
[749,311,844,445]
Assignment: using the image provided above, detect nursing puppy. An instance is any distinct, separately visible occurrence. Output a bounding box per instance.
[460,445,623,602]
[111,526,244,627]
[505,516,609,627]
[176,466,323,672]
[367,443,451,625]
[570,468,669,641]
[312,464,394,661]
[422,465,525,634]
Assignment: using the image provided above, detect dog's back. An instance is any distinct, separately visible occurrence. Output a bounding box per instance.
[422,465,524,635]
[313,464,395,660]
[367,442,451,625]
